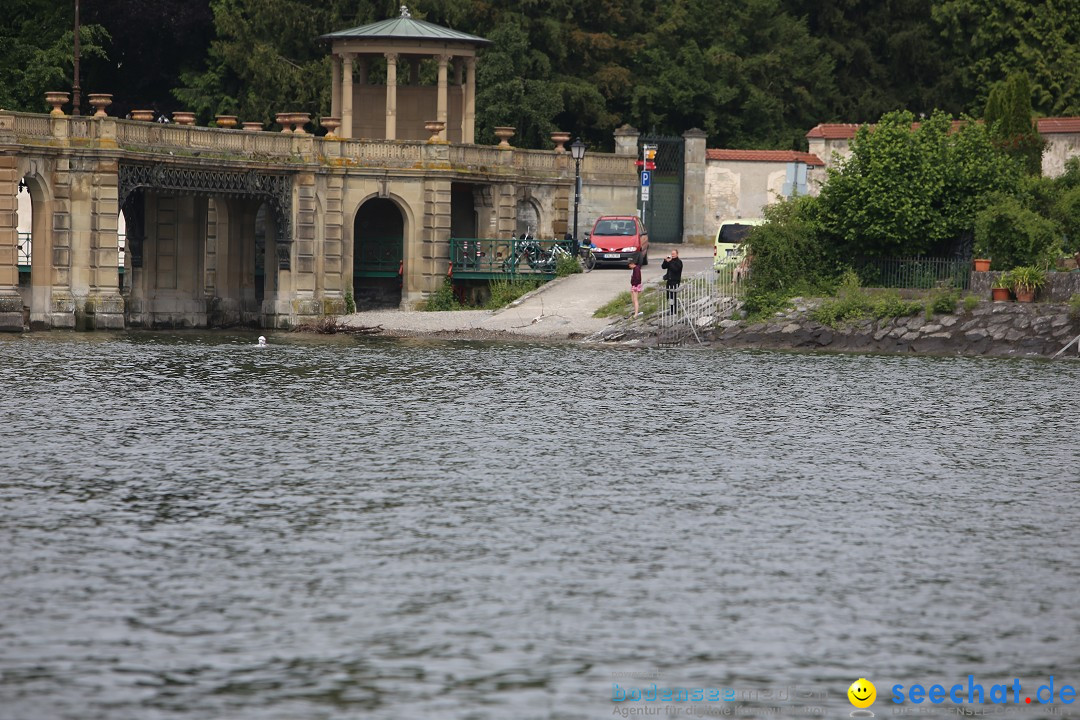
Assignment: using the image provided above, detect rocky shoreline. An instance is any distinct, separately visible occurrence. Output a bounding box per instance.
[691,299,1080,357]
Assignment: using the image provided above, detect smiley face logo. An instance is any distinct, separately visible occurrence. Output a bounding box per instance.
[848,678,877,709]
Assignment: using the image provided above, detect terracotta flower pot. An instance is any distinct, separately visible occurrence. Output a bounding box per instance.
[242,121,264,132]
[88,93,112,118]
[44,91,69,116]
[276,113,293,133]
[320,117,341,138]
[550,131,571,152]
[288,113,311,134]
[991,287,1011,302]
[973,258,991,272]
[424,119,446,142]
[171,111,196,126]
[493,126,515,148]
[214,115,238,129]
[130,109,155,122]
[1014,289,1035,303]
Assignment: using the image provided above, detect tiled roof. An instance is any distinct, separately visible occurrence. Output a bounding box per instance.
[805,124,865,139]
[1038,117,1080,133]
[319,15,490,45]
[706,149,825,166]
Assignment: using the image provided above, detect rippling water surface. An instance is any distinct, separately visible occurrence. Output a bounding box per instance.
[1,332,1077,720]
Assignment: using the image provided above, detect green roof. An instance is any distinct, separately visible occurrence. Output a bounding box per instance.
[318,8,490,45]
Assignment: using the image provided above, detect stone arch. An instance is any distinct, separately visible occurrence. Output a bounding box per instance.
[351,194,409,310]
[515,196,541,237]
[15,163,56,328]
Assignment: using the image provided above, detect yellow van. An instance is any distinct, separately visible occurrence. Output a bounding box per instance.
[713,218,765,271]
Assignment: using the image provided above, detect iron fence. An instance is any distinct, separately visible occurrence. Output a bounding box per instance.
[854,256,971,290]
[449,237,570,278]
[646,268,745,345]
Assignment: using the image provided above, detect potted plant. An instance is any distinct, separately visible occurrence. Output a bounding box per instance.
[973,258,991,272]
[991,273,1012,302]
[1009,265,1046,303]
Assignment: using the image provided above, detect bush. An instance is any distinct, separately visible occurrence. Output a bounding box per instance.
[974,195,1061,269]
[344,290,356,314]
[924,286,960,319]
[743,196,835,316]
[555,253,581,277]
[486,276,543,308]
[421,278,460,311]
[810,272,923,327]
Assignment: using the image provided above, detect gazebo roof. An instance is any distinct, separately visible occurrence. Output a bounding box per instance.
[318,5,491,45]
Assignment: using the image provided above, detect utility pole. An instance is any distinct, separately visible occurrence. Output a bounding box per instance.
[72,0,81,115]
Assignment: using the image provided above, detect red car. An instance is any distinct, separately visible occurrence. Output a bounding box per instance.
[587,215,649,266]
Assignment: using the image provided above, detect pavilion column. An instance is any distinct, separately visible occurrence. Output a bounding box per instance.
[341,52,354,140]
[437,54,450,142]
[330,54,342,120]
[464,57,476,144]
[385,52,398,140]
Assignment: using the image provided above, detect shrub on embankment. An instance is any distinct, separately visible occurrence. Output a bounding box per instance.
[743,111,1080,318]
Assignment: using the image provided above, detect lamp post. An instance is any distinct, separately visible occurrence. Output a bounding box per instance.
[570,138,586,253]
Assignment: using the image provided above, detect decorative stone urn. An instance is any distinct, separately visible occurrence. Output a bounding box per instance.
[45,91,70,116]
[171,111,196,126]
[276,112,293,133]
[424,120,446,142]
[130,109,155,122]
[214,115,238,129]
[320,117,341,138]
[289,113,311,134]
[493,126,515,148]
[87,93,112,118]
[242,121,263,132]
[550,131,571,152]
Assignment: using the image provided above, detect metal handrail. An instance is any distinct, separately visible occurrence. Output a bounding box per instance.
[449,237,570,276]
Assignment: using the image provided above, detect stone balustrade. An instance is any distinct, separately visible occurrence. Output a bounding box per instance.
[0,110,635,182]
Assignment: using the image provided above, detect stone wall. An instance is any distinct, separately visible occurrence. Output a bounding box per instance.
[710,300,1080,358]
[970,270,1080,303]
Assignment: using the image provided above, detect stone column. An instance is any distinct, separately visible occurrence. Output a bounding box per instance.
[437,54,450,142]
[464,57,476,144]
[682,128,708,245]
[385,52,398,141]
[0,155,23,331]
[330,54,342,120]
[614,124,640,156]
[341,52,354,140]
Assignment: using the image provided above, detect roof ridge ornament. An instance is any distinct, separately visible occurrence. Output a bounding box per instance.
[400,5,411,18]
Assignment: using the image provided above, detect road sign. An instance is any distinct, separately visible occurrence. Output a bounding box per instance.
[634,160,656,169]
[641,186,650,201]
[641,170,651,187]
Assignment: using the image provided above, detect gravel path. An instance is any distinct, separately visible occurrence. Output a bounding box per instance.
[340,244,711,341]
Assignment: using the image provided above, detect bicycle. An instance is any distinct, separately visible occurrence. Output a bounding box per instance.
[578,242,596,272]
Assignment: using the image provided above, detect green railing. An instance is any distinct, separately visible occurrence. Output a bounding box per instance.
[855,256,971,290]
[449,237,571,279]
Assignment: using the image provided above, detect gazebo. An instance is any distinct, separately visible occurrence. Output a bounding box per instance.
[318,5,491,143]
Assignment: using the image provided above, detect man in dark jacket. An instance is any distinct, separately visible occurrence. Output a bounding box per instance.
[661,249,683,314]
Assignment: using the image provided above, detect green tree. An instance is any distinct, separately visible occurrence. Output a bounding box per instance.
[817,110,1022,258]
[984,73,1044,175]
[973,195,1061,269]
[934,0,1080,116]
[0,0,109,113]
[473,18,563,148]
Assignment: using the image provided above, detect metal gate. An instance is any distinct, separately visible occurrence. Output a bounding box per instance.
[640,135,684,244]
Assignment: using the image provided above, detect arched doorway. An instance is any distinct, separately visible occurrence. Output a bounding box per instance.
[18,174,51,328]
[353,198,404,309]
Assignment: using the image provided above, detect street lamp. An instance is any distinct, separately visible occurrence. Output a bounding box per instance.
[570,138,586,252]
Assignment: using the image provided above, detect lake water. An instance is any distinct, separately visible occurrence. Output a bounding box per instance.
[1,332,1077,720]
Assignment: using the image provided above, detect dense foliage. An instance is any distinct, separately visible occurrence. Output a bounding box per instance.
[4,0,1080,150]
[743,110,1079,315]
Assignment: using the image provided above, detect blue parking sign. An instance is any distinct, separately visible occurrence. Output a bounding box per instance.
[641,170,651,187]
